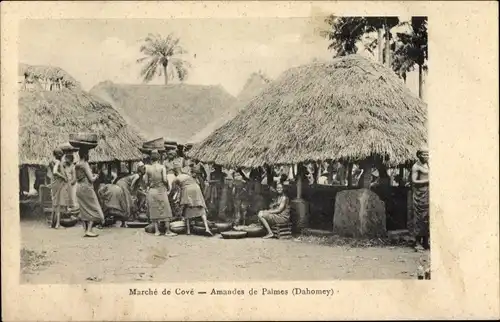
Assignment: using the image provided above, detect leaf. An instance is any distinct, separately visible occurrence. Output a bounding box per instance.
[136,33,191,83]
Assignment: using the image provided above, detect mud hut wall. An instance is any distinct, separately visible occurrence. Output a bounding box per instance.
[283,184,409,231]
[203,179,409,231]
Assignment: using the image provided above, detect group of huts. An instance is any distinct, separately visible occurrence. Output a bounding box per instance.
[18,55,427,237]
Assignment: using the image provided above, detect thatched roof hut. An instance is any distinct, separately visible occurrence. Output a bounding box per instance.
[189,72,271,143]
[89,81,237,143]
[19,88,145,165]
[19,63,81,90]
[188,55,427,167]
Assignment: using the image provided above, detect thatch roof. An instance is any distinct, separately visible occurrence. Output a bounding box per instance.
[19,88,145,165]
[189,72,271,143]
[89,81,237,143]
[188,55,427,167]
[19,63,80,89]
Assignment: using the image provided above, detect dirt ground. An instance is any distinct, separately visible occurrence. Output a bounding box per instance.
[20,220,430,283]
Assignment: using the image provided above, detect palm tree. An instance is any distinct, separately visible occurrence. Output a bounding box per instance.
[322,16,371,57]
[323,16,399,67]
[392,17,428,98]
[137,33,191,85]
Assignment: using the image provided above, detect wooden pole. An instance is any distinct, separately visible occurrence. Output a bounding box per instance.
[398,165,405,187]
[347,162,353,187]
[315,161,321,184]
[360,159,372,189]
[265,165,274,187]
[128,161,133,174]
[296,163,303,199]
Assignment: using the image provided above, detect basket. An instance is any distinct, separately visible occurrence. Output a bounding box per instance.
[66,208,80,216]
[126,221,150,228]
[192,220,218,231]
[60,216,78,228]
[170,220,187,233]
[171,226,187,234]
[242,226,267,238]
[170,220,186,229]
[145,222,166,234]
[69,140,98,150]
[164,140,177,147]
[139,147,165,154]
[221,231,247,239]
[59,142,79,153]
[69,132,98,144]
[143,137,165,150]
[214,222,233,232]
[191,225,218,236]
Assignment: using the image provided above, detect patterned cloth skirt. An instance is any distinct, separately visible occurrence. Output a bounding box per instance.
[98,184,129,219]
[76,181,105,223]
[413,184,429,238]
[116,181,134,218]
[147,186,172,221]
[183,206,207,219]
[51,178,69,208]
[179,183,207,208]
[261,211,289,226]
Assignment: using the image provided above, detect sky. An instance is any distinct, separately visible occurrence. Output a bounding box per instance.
[19,17,420,97]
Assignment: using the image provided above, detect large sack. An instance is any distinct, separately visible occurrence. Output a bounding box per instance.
[333,188,386,238]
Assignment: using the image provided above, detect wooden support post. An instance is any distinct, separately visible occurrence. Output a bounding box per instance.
[265,164,274,187]
[296,163,303,199]
[315,161,321,184]
[347,163,353,187]
[398,165,405,187]
[359,159,372,189]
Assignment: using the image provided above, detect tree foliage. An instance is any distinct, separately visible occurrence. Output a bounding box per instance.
[392,17,428,78]
[322,16,399,58]
[136,33,191,84]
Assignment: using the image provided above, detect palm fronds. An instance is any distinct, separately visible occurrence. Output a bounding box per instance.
[136,33,191,84]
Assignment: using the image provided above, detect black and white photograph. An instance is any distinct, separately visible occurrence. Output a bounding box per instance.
[2,1,498,320]
[17,15,431,283]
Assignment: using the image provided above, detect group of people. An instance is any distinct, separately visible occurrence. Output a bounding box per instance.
[46,140,428,246]
[46,141,294,239]
[47,143,213,237]
[142,149,213,236]
[48,145,106,237]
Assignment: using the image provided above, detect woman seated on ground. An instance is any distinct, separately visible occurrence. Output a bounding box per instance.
[98,163,147,226]
[172,166,213,236]
[257,183,290,239]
